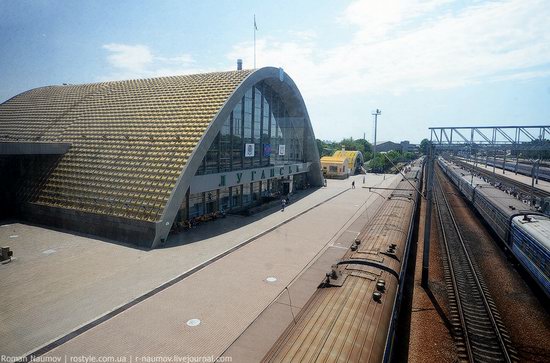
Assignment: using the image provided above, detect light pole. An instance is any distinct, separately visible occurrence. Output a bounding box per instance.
[421,142,434,288]
[372,109,381,156]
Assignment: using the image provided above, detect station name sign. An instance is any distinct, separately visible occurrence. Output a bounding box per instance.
[190,162,311,194]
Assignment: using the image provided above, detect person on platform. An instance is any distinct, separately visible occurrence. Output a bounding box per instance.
[281,198,287,212]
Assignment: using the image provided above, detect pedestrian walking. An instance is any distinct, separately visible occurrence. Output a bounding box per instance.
[351,180,355,189]
[281,198,287,211]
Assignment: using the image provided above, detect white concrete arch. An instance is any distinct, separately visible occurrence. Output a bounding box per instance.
[153,67,323,247]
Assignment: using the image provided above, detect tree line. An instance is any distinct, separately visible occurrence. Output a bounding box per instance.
[317,137,417,173]
[316,137,373,159]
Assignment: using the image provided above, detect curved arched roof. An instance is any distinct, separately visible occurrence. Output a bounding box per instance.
[0,70,253,223]
[333,150,363,170]
[0,67,323,247]
[333,150,362,160]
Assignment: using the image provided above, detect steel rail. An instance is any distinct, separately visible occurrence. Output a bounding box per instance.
[434,169,514,363]
[434,175,474,361]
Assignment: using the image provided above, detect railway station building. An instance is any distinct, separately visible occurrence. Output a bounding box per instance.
[0,67,323,248]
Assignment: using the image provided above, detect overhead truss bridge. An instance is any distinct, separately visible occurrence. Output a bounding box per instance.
[429,125,550,150]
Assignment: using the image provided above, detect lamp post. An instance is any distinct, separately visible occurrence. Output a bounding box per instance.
[372,109,381,156]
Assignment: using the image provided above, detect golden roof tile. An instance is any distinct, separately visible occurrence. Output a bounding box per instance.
[0,70,253,221]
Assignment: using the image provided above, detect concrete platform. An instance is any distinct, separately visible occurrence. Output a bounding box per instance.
[461,159,550,193]
[224,178,396,362]
[0,173,397,359]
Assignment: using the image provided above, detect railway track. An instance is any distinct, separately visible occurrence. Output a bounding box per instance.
[451,158,550,201]
[434,169,517,362]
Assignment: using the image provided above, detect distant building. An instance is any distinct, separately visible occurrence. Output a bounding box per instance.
[375,140,418,153]
[332,150,364,174]
[320,148,364,179]
[375,141,402,153]
[320,155,350,179]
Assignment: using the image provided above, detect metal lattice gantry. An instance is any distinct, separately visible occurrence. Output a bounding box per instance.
[429,125,550,150]
[421,124,550,287]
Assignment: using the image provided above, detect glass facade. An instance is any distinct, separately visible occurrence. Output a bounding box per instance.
[242,182,251,206]
[189,193,204,218]
[195,81,307,176]
[181,81,311,224]
[219,187,230,211]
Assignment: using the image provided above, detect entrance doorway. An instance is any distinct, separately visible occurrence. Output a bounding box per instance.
[282,181,290,195]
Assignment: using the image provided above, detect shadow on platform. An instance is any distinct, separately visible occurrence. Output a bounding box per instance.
[163,187,319,248]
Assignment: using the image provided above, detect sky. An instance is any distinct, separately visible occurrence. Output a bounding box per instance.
[1,0,549,144]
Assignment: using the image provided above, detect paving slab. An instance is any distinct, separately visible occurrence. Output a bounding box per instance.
[30,173,399,360]
[224,184,395,362]
[0,173,395,358]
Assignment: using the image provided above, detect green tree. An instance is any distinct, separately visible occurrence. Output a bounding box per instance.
[340,137,358,151]
[316,139,337,157]
[339,137,372,155]
[316,139,324,157]
[387,150,400,160]
[363,151,373,161]
[403,151,415,160]
[368,153,389,172]
[355,138,372,154]
[317,137,374,159]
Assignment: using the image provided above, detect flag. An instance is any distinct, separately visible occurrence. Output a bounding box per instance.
[254,15,258,31]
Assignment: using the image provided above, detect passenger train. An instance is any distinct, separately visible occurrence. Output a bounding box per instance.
[263,158,424,362]
[438,158,550,298]
[479,157,550,182]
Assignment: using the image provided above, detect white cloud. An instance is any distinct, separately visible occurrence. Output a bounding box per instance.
[101,43,201,80]
[155,54,194,65]
[103,43,154,72]
[98,1,549,142]
[227,0,550,98]
[340,0,452,39]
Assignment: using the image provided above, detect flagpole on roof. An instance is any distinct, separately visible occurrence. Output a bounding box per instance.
[254,14,257,69]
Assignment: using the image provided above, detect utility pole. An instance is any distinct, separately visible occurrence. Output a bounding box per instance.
[254,15,258,69]
[372,109,381,156]
[531,159,540,206]
[422,143,434,288]
[536,153,541,184]
[468,144,475,185]
[503,151,506,174]
[493,149,497,185]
